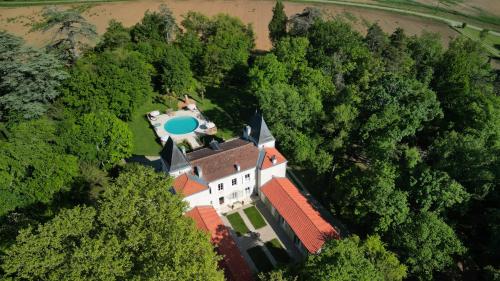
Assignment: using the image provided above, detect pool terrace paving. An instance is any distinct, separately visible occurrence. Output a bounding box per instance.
[221,201,302,273]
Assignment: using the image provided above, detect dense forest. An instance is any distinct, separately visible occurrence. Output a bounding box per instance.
[0,1,498,280]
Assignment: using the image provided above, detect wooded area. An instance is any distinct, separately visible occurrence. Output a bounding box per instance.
[0,1,498,280]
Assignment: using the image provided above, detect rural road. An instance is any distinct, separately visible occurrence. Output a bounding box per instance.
[294,0,500,35]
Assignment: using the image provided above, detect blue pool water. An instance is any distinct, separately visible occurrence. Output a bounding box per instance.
[164,116,199,135]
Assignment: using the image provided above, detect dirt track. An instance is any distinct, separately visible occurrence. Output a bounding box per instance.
[0,0,459,50]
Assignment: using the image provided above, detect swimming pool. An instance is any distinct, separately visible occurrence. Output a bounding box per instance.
[164,116,199,135]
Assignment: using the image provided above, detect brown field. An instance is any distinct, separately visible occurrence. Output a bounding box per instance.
[0,0,459,50]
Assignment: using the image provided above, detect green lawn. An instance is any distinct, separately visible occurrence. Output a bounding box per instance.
[454,26,500,58]
[226,212,250,236]
[127,100,167,156]
[247,246,274,272]
[243,206,267,229]
[265,238,291,265]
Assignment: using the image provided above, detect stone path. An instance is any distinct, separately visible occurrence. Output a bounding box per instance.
[222,203,302,273]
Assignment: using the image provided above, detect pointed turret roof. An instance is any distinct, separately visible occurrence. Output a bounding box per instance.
[160,137,190,172]
[248,111,275,146]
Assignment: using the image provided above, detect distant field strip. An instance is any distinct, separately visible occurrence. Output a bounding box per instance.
[291,0,500,34]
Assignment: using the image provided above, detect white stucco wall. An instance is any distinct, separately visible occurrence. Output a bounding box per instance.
[183,189,211,210]
[258,161,287,188]
[207,167,257,210]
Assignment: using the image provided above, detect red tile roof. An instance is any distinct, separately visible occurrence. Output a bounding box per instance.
[173,174,207,197]
[186,206,254,281]
[260,147,287,170]
[261,178,338,253]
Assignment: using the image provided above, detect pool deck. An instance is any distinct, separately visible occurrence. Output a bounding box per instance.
[147,109,216,150]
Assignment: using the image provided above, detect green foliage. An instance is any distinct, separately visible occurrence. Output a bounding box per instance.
[391,212,465,280]
[306,18,380,90]
[130,4,178,43]
[34,6,97,64]
[407,166,469,214]
[1,165,224,280]
[60,111,133,169]
[407,32,443,85]
[269,0,287,44]
[62,49,154,120]
[358,74,441,157]
[365,23,388,56]
[96,20,131,51]
[158,45,201,96]
[181,12,255,85]
[301,235,406,281]
[333,161,409,233]
[0,119,78,216]
[0,31,68,121]
[433,37,496,132]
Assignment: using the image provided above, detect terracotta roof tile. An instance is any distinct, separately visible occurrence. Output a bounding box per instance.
[260,147,287,170]
[173,174,208,197]
[186,139,260,182]
[186,206,254,281]
[261,178,338,253]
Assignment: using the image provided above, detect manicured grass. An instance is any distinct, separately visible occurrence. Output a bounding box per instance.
[265,238,291,265]
[127,100,167,156]
[226,212,250,236]
[247,246,274,272]
[243,206,267,229]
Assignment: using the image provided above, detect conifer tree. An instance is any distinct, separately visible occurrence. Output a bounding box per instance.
[269,0,287,44]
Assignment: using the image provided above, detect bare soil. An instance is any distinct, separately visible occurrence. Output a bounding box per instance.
[0,0,459,50]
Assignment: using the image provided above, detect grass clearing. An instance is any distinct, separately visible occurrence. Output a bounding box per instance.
[247,246,274,272]
[265,238,291,265]
[127,100,167,156]
[243,206,267,229]
[226,212,250,236]
[454,26,500,57]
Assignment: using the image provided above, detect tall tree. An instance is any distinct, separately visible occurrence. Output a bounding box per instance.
[365,23,388,56]
[2,165,224,280]
[131,4,179,43]
[391,212,465,280]
[96,20,131,51]
[33,6,97,64]
[268,0,288,44]
[60,111,133,169]
[62,49,154,120]
[0,119,78,216]
[300,235,406,281]
[158,45,201,96]
[0,32,68,121]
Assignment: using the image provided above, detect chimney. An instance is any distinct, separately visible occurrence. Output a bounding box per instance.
[235,164,241,171]
[243,125,251,139]
[271,155,277,165]
[209,140,221,150]
[195,166,203,178]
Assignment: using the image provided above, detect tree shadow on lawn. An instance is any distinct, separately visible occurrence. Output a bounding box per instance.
[192,85,258,140]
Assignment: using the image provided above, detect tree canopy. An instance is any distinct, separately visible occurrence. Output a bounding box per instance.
[0,32,68,121]
[2,165,224,280]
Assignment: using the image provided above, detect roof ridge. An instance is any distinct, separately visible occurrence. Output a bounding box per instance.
[274,177,325,239]
[189,141,254,162]
[194,207,210,232]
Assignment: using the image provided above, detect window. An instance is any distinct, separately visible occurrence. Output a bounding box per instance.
[218,183,224,191]
[219,196,225,205]
[245,186,251,195]
[245,174,251,181]
[230,191,239,200]
[232,178,237,186]
[209,187,211,194]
